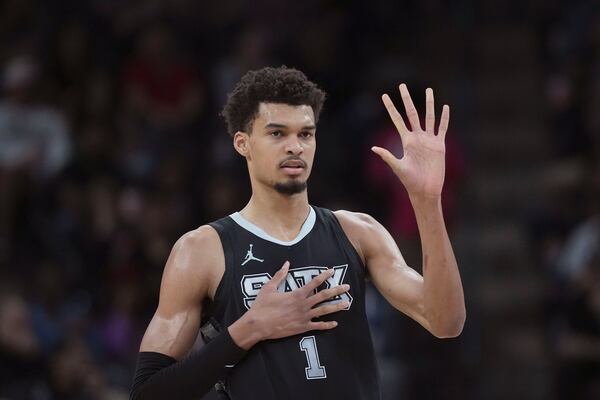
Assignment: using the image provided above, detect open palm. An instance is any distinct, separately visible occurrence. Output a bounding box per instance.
[372,84,449,198]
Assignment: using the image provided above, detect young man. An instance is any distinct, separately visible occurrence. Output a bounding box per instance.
[130,66,465,400]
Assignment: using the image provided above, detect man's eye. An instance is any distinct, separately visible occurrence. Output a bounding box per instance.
[300,131,314,138]
[271,131,282,137]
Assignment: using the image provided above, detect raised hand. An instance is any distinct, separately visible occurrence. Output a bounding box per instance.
[371,84,449,200]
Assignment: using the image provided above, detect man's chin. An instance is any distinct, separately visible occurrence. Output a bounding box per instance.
[274,180,307,195]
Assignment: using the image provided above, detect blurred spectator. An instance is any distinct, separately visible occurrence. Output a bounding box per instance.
[121,23,204,132]
[554,252,600,399]
[0,283,46,400]
[0,55,71,260]
[0,55,71,178]
[556,213,599,282]
[543,160,600,399]
[49,336,128,400]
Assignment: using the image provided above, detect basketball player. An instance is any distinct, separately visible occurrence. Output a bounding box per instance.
[130,67,465,400]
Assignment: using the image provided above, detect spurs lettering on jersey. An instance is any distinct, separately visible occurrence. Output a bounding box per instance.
[241,265,352,310]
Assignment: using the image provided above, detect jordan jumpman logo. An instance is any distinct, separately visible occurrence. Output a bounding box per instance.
[241,244,264,266]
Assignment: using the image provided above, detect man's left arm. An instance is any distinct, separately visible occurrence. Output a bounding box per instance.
[336,207,465,339]
[348,83,465,338]
[409,195,465,337]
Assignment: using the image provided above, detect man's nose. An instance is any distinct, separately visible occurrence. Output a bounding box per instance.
[285,136,304,155]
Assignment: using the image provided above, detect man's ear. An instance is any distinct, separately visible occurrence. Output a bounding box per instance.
[233,131,250,158]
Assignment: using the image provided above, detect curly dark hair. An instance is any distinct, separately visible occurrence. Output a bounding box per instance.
[221,66,327,136]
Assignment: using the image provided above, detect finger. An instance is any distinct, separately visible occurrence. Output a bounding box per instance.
[381,94,408,140]
[425,88,435,134]
[399,83,422,132]
[371,146,399,168]
[309,301,350,319]
[438,105,450,140]
[300,268,335,296]
[307,321,338,331]
[307,284,350,307]
[264,261,289,290]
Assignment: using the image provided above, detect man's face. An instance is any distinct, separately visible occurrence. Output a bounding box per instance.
[235,102,316,196]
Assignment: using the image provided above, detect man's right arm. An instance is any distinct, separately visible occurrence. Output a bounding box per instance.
[130,225,350,400]
[138,226,215,359]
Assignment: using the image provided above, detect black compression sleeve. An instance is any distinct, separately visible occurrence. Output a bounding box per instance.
[130,329,247,400]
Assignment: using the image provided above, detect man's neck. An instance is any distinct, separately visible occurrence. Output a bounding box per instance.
[239,187,310,242]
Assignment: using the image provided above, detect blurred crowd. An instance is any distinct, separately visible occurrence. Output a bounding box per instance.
[0,0,598,399]
[531,1,600,397]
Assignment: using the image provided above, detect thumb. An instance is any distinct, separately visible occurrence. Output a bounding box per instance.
[266,261,290,290]
[371,146,398,168]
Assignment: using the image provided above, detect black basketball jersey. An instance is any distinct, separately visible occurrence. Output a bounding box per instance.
[205,206,381,400]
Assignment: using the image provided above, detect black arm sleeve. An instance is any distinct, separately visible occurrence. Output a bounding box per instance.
[130,329,247,400]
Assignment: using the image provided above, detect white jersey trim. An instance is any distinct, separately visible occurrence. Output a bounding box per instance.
[229,206,316,246]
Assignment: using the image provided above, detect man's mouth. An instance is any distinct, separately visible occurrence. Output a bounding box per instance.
[280,159,306,176]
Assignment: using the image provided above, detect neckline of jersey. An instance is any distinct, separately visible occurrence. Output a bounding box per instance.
[229,206,316,246]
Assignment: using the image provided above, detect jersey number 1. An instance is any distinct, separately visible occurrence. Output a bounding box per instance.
[299,336,327,379]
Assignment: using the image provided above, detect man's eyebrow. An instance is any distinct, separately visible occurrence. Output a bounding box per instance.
[264,123,316,130]
[264,123,287,129]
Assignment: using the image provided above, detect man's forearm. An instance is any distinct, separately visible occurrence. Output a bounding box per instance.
[130,328,247,400]
[411,194,465,338]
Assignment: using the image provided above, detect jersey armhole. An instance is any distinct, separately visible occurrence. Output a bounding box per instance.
[206,218,235,315]
[321,208,368,278]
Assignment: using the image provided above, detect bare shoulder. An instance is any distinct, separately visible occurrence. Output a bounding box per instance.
[333,209,378,225]
[163,224,224,300]
[333,210,379,234]
[171,224,221,262]
[333,210,383,263]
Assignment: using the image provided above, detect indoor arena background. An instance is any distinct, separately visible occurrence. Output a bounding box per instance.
[0,1,598,399]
